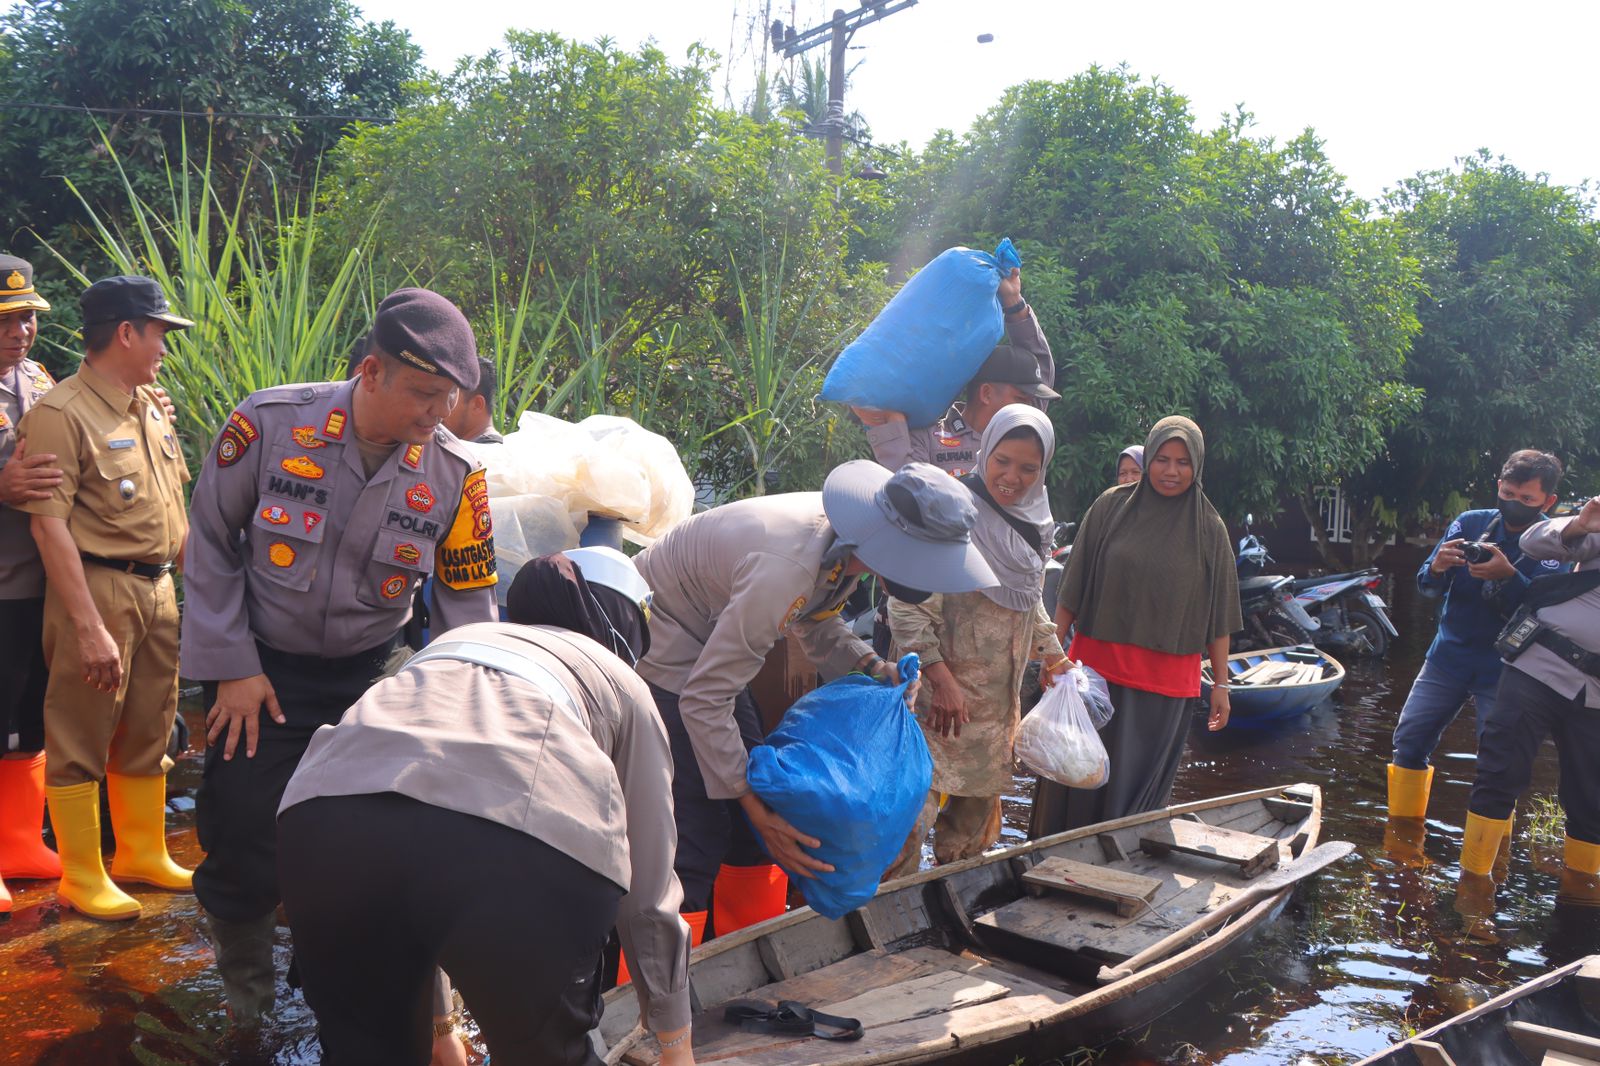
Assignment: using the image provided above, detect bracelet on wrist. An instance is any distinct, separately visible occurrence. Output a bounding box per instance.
[432,1010,463,1038]
[1003,298,1027,316]
[659,1030,690,1050]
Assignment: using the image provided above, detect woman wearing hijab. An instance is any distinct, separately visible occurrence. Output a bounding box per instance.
[885,406,1067,877]
[1030,416,1242,838]
[1115,445,1144,486]
[275,553,694,1066]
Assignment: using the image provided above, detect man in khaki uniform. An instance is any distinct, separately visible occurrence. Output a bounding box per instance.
[18,276,195,921]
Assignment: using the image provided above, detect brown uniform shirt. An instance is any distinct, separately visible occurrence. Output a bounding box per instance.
[0,357,56,598]
[279,622,691,1032]
[15,360,189,562]
[181,379,498,680]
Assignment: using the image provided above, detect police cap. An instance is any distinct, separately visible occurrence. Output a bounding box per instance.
[970,343,1058,400]
[0,255,51,314]
[371,288,479,391]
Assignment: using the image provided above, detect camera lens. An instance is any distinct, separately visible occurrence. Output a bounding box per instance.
[1461,542,1491,564]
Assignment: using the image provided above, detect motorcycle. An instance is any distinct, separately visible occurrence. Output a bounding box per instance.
[1235,515,1398,657]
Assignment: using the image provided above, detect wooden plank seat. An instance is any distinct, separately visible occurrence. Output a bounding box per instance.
[1508,1021,1600,1061]
[1020,857,1162,917]
[1140,819,1280,878]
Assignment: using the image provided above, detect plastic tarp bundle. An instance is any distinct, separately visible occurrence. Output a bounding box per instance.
[1014,666,1110,789]
[746,655,930,919]
[820,239,1022,427]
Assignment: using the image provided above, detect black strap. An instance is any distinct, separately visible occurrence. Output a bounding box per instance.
[80,552,172,580]
[723,999,864,1042]
[1532,626,1600,679]
[1524,569,1600,611]
[959,473,1042,554]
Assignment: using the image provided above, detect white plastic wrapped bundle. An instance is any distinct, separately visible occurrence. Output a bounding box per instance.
[1014,667,1110,789]
[469,412,693,540]
[486,494,579,605]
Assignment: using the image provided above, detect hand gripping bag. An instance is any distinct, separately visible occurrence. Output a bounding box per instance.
[1014,666,1109,789]
[820,239,1023,427]
[746,655,929,919]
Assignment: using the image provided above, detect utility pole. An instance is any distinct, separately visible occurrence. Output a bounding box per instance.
[770,0,918,175]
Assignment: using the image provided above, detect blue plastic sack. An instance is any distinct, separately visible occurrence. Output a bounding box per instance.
[746,654,930,919]
[821,239,1022,427]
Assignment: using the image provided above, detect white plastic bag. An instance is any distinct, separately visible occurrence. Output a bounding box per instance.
[1015,667,1109,789]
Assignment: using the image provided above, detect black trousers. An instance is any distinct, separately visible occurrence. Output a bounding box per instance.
[0,597,47,753]
[648,682,768,912]
[193,639,392,923]
[1471,664,1600,845]
[279,792,622,1066]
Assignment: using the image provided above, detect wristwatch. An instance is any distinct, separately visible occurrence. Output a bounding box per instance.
[1003,298,1027,317]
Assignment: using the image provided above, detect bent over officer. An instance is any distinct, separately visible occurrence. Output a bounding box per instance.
[0,255,63,914]
[635,461,996,943]
[18,276,194,921]
[182,288,498,1022]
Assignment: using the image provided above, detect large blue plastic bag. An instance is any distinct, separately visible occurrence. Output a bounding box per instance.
[746,654,930,919]
[820,239,1022,427]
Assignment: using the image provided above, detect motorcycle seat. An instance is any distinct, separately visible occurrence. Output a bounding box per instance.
[1239,575,1289,594]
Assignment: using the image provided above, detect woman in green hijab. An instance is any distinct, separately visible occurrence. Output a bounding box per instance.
[1029,416,1242,837]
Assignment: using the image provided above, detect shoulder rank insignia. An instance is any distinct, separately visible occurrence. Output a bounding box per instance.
[401,443,424,470]
[290,425,326,449]
[268,542,297,567]
[393,542,421,565]
[380,574,409,599]
[405,483,435,513]
[322,409,346,440]
[281,455,324,479]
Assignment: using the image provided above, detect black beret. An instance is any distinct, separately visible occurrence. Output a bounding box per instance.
[371,288,479,390]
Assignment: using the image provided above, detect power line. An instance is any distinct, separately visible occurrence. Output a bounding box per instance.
[1,100,395,123]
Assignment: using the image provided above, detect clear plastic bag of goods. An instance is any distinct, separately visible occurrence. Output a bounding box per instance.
[471,412,693,540]
[819,238,1023,427]
[746,654,930,919]
[487,494,580,605]
[1073,663,1115,728]
[1015,666,1109,789]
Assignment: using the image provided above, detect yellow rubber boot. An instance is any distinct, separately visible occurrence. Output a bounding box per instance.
[1459,811,1510,877]
[1558,836,1600,906]
[1386,764,1434,820]
[46,781,141,921]
[1492,809,1515,883]
[107,774,192,890]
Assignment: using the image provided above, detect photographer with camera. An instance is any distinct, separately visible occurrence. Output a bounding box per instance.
[1386,450,1567,834]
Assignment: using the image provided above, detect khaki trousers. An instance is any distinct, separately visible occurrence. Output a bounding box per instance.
[886,790,1002,881]
[42,565,178,787]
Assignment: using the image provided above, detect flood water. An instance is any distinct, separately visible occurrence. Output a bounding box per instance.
[3,558,1597,1065]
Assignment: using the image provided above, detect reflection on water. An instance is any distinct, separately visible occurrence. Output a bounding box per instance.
[4,569,1599,1064]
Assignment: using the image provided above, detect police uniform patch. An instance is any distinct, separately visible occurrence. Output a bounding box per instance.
[435,469,496,591]
[281,455,325,479]
[939,436,963,448]
[290,425,326,449]
[1543,558,1562,569]
[0,412,8,430]
[782,596,808,629]
[268,542,297,567]
[228,411,260,443]
[381,574,409,599]
[217,425,251,467]
[402,443,425,470]
[406,483,435,513]
[303,511,323,533]
[825,559,845,585]
[261,505,291,525]
[323,409,346,440]
[393,542,422,565]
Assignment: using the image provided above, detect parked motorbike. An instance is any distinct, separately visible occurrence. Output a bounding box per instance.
[1235,515,1397,657]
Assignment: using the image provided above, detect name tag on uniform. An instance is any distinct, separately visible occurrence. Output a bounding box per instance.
[107,438,136,450]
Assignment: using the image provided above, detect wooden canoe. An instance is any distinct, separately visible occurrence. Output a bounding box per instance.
[1201,645,1346,725]
[599,783,1326,1065]
[1354,954,1600,1065]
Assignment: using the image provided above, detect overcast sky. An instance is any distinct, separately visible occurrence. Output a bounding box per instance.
[358,0,1598,203]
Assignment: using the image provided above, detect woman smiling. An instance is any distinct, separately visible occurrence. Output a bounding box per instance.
[1031,416,1242,837]
[885,405,1066,877]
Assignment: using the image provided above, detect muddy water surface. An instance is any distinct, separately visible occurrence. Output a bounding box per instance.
[3,570,1597,1064]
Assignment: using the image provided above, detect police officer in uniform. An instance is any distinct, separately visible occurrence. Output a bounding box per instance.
[182,288,498,1021]
[635,461,996,942]
[17,276,194,921]
[0,255,64,913]
[852,268,1057,477]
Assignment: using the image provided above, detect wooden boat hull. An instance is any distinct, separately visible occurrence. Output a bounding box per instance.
[600,783,1326,1065]
[1202,646,1346,725]
[1354,954,1600,1065]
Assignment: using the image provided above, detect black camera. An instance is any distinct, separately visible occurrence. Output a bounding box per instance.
[1461,541,1495,565]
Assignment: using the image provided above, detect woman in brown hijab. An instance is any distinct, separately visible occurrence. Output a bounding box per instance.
[1029,416,1241,837]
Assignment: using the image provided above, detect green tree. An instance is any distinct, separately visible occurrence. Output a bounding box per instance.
[1337,152,1600,560]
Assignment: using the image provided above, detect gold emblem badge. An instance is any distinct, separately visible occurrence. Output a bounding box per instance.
[381,574,409,599]
[290,425,326,449]
[4,271,23,290]
[280,455,325,479]
[268,542,297,567]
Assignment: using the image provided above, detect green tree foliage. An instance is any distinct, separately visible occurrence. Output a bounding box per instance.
[322,32,890,496]
[859,67,1422,525]
[1334,152,1600,559]
[0,0,420,290]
